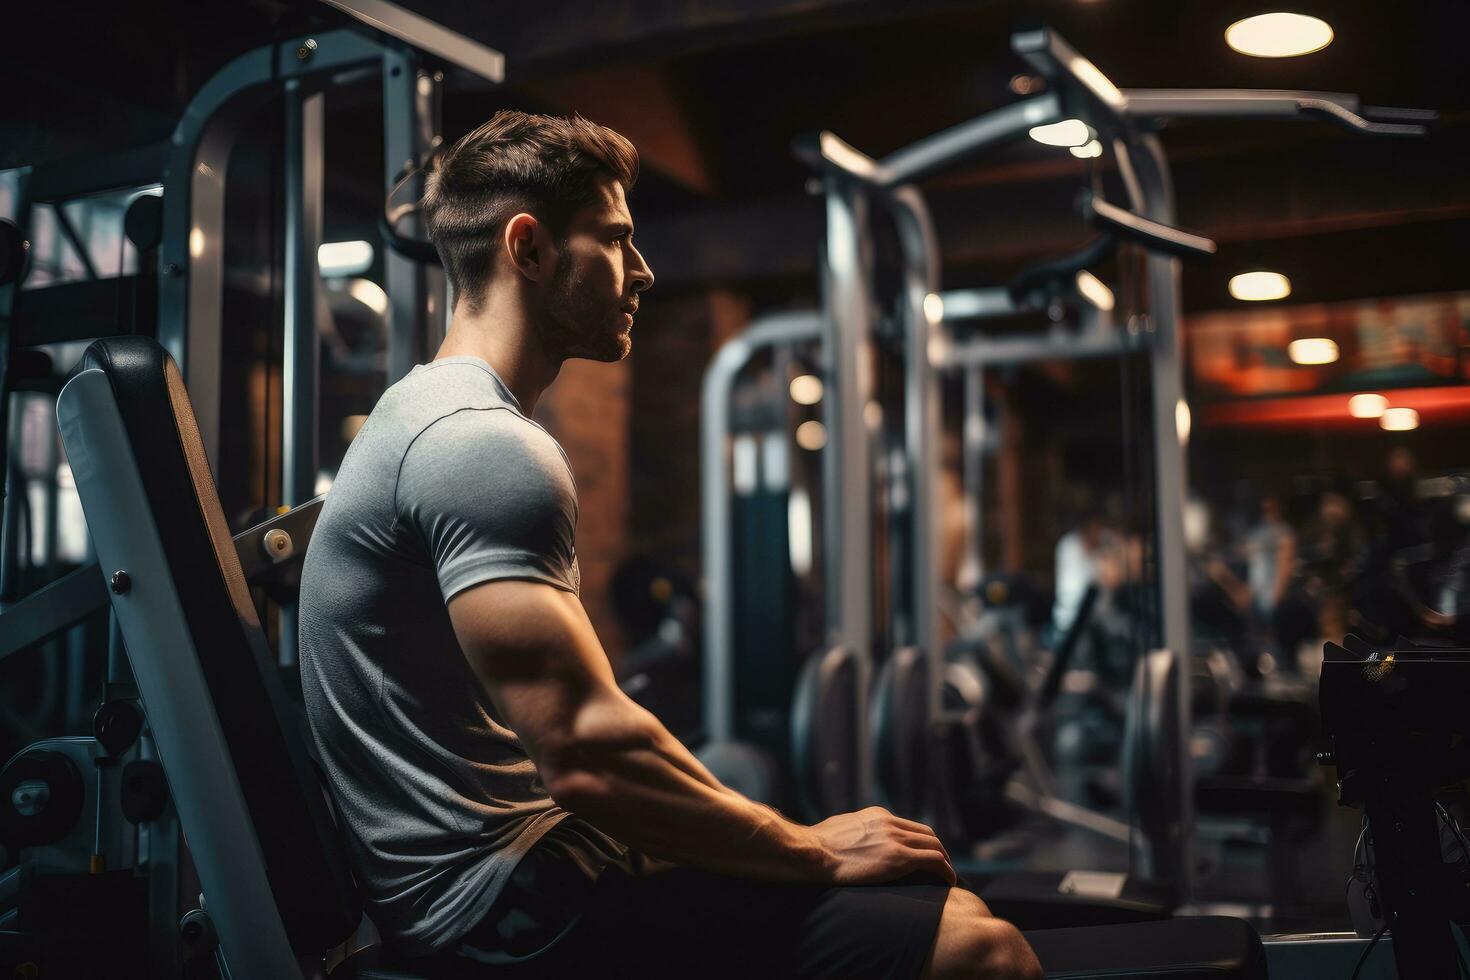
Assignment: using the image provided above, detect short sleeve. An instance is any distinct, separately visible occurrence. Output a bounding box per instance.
[396,408,580,602]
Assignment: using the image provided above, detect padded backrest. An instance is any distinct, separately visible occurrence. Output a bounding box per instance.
[77,337,362,953]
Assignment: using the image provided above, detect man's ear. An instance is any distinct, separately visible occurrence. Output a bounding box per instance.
[504,212,543,281]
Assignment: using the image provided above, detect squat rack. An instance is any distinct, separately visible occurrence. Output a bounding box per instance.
[704,22,1433,904]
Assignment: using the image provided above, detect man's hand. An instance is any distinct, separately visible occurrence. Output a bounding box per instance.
[811,807,956,886]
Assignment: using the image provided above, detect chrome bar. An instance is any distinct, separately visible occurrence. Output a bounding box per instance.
[880,94,1062,187]
[700,313,822,743]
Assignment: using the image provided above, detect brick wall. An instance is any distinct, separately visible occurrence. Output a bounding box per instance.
[536,356,632,661]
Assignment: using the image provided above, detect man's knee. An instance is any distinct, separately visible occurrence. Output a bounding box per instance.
[922,888,1042,980]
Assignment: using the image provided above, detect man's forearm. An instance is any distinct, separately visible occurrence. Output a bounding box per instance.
[551,724,828,882]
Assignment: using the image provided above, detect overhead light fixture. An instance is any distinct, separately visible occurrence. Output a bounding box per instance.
[1069,139,1103,159]
[795,420,827,451]
[319,240,375,277]
[1348,393,1389,419]
[789,374,824,406]
[923,292,945,325]
[1229,270,1291,302]
[347,278,389,317]
[1380,407,1420,432]
[1029,119,1092,147]
[1287,338,1339,365]
[1075,270,1115,311]
[1226,12,1334,58]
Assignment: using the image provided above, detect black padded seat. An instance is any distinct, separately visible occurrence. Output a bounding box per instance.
[1025,917,1266,979]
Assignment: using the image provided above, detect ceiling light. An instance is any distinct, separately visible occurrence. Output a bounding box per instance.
[1226,13,1334,58]
[1348,393,1388,419]
[319,240,375,277]
[1287,338,1339,365]
[1229,271,1291,302]
[1029,119,1092,147]
[789,374,824,406]
[1380,407,1420,432]
[923,292,945,325]
[1070,139,1104,159]
[347,278,389,317]
[795,420,827,451]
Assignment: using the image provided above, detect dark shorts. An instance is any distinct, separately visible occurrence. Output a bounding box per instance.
[428,847,949,980]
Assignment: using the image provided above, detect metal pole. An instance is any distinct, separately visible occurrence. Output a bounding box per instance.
[0,169,31,604]
[280,83,325,670]
[891,186,941,713]
[157,29,387,473]
[700,313,822,743]
[959,365,984,594]
[1128,131,1194,904]
[819,174,874,803]
[282,83,324,510]
[880,93,1062,187]
[383,50,443,381]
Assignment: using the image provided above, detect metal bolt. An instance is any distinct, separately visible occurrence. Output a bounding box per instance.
[262,529,295,563]
[110,570,131,595]
[12,779,50,817]
[163,262,181,277]
[297,38,317,61]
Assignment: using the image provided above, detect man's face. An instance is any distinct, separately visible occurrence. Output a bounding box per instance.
[536,176,654,363]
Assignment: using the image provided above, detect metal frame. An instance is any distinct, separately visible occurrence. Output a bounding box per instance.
[383,47,448,383]
[700,313,823,744]
[320,0,507,83]
[780,23,1432,907]
[1,498,324,663]
[158,22,498,470]
[157,28,385,470]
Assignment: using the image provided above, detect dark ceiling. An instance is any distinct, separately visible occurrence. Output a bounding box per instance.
[5,0,1469,308]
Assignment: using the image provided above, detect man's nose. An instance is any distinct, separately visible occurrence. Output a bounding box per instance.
[630,247,654,294]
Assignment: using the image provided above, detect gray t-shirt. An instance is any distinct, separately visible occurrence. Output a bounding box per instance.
[299,356,626,956]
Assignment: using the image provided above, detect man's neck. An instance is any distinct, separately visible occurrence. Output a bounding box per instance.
[434,290,560,416]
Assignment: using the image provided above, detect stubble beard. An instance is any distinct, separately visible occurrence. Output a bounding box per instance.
[538,250,632,364]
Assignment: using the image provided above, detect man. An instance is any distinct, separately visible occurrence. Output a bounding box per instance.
[299,110,1039,979]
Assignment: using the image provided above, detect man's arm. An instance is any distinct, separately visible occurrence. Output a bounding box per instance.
[448,578,955,886]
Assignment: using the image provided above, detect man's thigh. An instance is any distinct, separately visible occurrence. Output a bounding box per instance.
[525,866,950,980]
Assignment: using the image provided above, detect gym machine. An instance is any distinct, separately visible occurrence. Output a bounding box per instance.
[53,328,1264,978]
[700,16,1434,950]
[0,2,503,975]
[1319,635,1470,979]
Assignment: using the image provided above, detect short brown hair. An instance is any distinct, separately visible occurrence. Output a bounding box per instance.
[422,110,639,314]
